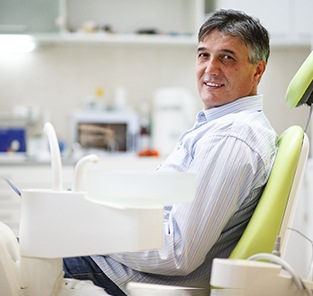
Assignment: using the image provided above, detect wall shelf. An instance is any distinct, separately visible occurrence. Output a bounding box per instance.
[33,32,198,47]
[0,33,198,50]
[2,32,310,51]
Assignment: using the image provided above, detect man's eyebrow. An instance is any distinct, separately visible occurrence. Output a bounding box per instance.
[197,47,206,52]
[197,47,236,55]
[221,49,236,55]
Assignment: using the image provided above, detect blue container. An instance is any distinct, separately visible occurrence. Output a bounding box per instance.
[0,128,26,152]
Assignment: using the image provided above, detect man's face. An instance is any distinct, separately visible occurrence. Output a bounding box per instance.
[196,30,266,110]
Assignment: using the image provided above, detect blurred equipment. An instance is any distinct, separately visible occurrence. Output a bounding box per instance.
[0,127,26,153]
[71,110,139,153]
[0,110,32,159]
[0,106,41,160]
[152,88,196,156]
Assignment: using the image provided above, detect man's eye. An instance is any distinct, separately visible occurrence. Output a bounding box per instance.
[222,55,234,60]
[198,52,208,58]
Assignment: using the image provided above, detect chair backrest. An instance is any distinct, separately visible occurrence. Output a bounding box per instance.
[229,125,309,260]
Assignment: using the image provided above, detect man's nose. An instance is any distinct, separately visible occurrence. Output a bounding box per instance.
[205,58,220,75]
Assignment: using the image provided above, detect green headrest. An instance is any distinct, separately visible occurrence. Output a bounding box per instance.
[286,51,313,108]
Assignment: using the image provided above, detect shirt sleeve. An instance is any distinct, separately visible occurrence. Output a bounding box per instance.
[108,134,266,276]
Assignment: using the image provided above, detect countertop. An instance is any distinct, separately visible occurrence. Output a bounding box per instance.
[0,152,163,170]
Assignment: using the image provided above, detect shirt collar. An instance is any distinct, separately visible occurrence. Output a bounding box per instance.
[196,95,263,124]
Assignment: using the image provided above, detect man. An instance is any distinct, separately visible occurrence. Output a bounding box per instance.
[64,9,277,295]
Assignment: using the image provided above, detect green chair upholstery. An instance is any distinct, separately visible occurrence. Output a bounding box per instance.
[286,51,313,108]
[229,125,307,259]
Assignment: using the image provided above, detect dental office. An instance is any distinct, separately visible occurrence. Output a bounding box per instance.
[0,0,313,295]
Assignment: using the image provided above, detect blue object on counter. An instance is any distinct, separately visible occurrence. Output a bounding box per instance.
[0,128,26,152]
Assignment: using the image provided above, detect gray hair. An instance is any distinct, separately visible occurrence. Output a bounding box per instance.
[198,9,270,64]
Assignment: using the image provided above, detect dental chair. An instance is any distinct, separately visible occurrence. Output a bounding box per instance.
[209,51,313,295]
[127,52,313,296]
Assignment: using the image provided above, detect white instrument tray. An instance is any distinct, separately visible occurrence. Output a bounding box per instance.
[19,172,195,259]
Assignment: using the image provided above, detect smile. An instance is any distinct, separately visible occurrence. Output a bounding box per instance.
[204,82,224,88]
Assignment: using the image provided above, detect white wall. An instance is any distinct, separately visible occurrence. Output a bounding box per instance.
[261,46,312,135]
[0,43,311,143]
[0,43,199,141]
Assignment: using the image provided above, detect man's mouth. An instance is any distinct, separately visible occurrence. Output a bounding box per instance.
[204,82,224,88]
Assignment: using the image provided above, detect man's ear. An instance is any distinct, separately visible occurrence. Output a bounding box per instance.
[254,60,266,85]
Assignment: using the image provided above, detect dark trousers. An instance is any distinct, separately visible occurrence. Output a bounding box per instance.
[63,256,127,296]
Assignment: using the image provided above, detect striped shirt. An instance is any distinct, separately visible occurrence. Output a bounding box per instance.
[92,94,278,294]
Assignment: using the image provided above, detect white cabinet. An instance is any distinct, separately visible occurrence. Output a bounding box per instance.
[216,0,289,40]
[0,0,208,46]
[1,1,311,46]
[57,0,205,45]
[215,0,313,45]
[293,0,313,43]
[0,0,59,33]
[63,0,203,36]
